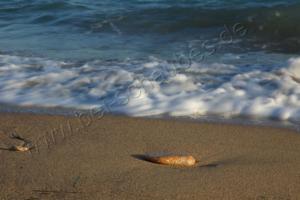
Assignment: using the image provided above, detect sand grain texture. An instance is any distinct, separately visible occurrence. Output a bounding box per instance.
[0,113,300,200]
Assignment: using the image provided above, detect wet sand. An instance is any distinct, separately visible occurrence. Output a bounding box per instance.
[0,113,300,200]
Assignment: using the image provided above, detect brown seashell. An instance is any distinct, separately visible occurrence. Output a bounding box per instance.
[146,155,196,167]
[12,145,30,152]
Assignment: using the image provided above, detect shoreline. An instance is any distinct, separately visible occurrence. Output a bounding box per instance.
[1,112,300,199]
[0,103,299,132]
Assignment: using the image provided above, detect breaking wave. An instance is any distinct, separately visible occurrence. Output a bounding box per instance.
[0,53,300,125]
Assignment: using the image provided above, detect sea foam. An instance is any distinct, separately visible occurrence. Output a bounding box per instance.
[0,54,300,124]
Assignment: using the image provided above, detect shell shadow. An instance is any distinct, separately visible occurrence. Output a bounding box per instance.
[131,152,176,162]
[198,163,219,168]
[197,155,246,169]
[132,154,149,162]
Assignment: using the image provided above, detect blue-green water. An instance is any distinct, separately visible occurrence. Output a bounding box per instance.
[0,0,300,128]
[1,0,300,60]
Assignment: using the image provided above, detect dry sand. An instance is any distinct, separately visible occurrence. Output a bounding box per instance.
[0,113,300,200]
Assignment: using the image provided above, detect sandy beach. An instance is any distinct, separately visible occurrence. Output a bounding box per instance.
[1,0,300,199]
[0,113,299,199]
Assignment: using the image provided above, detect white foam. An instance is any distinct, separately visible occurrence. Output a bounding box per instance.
[0,54,300,123]
[113,57,300,122]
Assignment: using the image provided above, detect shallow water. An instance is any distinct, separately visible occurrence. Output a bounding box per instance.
[0,0,300,128]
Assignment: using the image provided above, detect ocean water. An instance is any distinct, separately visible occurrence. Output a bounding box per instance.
[0,0,300,128]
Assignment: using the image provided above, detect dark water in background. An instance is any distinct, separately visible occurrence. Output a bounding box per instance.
[0,0,300,129]
[0,0,300,60]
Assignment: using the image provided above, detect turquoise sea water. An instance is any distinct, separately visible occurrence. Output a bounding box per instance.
[0,0,300,128]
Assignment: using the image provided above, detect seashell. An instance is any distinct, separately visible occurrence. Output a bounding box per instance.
[146,155,196,167]
[12,145,30,152]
